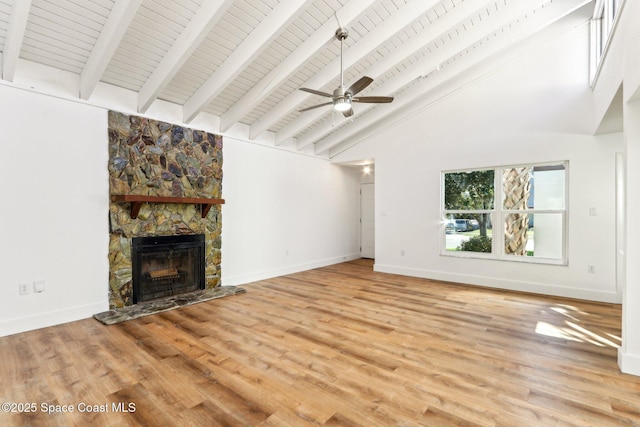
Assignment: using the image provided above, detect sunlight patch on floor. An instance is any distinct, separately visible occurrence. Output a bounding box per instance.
[535,320,620,348]
[536,303,621,348]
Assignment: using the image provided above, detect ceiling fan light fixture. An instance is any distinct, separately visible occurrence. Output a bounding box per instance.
[298,27,393,116]
[333,97,351,112]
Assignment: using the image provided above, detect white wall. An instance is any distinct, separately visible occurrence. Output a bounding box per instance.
[221,139,362,285]
[0,84,362,337]
[0,85,110,336]
[618,1,640,374]
[593,0,640,377]
[333,20,623,303]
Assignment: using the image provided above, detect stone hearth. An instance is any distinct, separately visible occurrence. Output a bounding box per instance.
[94,286,245,325]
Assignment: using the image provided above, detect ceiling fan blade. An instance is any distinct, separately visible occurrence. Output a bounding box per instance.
[342,107,354,118]
[352,96,394,104]
[299,101,333,112]
[346,76,373,96]
[299,87,333,97]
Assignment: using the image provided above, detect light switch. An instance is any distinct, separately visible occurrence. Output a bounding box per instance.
[34,280,45,293]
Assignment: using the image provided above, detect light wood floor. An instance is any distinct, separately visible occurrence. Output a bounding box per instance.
[1,259,639,426]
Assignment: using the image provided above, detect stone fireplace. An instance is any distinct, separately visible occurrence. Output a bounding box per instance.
[107,111,223,309]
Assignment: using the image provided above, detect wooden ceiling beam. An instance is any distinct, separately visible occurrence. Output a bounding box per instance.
[136,0,235,113]
[80,0,143,100]
[182,0,313,124]
[2,0,32,82]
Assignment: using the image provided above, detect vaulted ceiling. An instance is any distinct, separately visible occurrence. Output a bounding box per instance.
[0,0,593,158]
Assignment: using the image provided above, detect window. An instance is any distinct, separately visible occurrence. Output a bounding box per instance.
[444,169,494,256]
[590,0,625,85]
[443,162,568,265]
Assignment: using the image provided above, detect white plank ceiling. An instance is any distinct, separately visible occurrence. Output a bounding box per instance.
[0,0,593,158]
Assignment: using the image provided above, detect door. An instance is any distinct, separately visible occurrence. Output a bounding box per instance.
[361,183,375,259]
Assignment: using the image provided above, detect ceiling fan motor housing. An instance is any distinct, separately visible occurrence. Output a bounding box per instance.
[333,86,349,99]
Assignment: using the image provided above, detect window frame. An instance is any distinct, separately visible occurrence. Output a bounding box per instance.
[441,161,569,266]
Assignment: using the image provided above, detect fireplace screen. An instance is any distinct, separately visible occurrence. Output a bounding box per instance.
[131,234,205,304]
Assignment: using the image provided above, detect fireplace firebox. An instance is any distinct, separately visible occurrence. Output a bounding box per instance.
[131,234,205,304]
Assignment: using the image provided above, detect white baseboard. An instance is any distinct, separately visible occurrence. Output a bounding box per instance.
[373,263,621,303]
[618,349,640,376]
[222,253,362,287]
[0,302,108,338]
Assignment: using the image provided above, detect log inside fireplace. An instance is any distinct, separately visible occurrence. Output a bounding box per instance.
[131,234,205,304]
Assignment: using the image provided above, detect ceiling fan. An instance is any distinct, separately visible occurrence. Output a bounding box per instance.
[299,27,394,117]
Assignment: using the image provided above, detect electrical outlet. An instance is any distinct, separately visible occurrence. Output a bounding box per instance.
[19,283,30,295]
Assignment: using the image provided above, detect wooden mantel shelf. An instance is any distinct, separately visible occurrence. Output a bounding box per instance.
[110,195,225,219]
